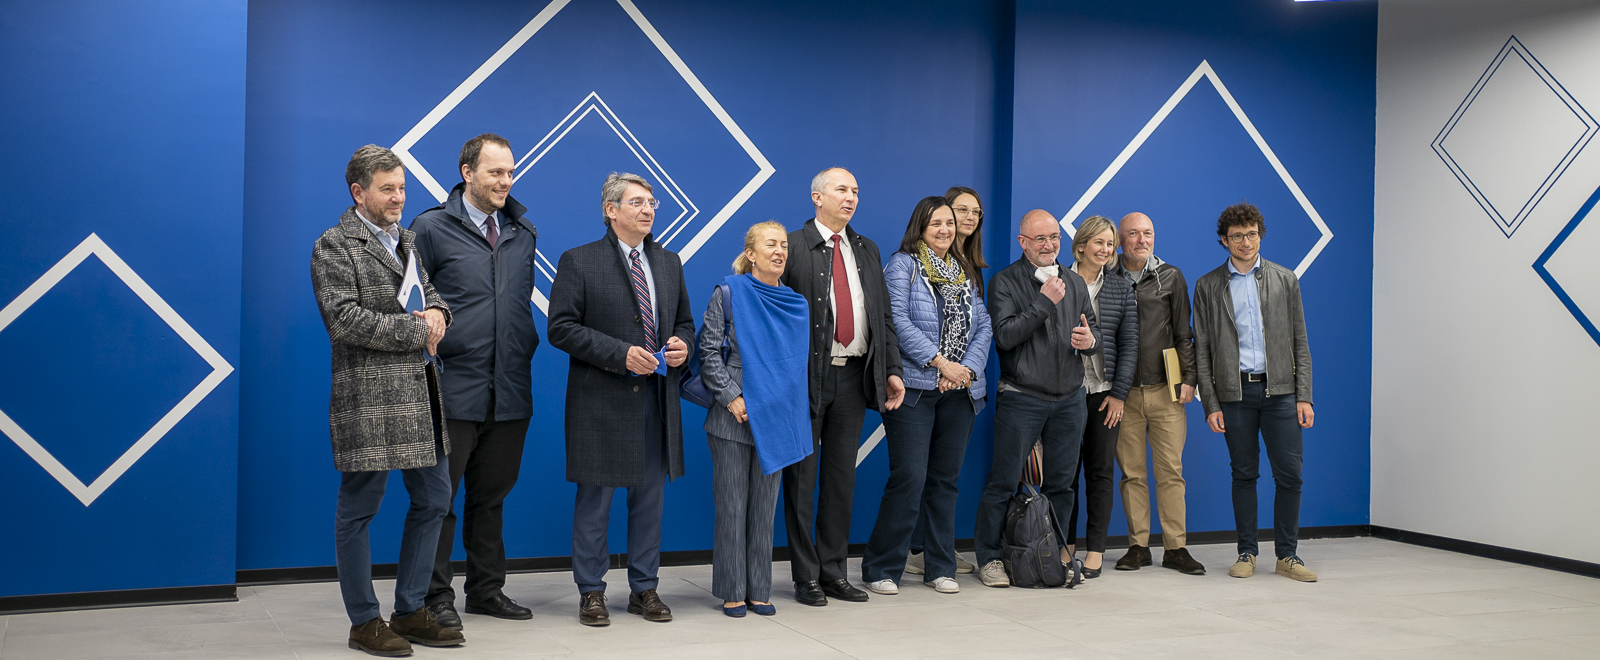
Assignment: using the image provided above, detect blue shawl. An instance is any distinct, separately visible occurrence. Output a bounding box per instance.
[725,273,812,474]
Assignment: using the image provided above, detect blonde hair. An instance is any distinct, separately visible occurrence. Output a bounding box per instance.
[733,221,788,274]
[1072,215,1117,262]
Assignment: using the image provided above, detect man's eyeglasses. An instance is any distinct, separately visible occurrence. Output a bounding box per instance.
[618,197,660,210]
[953,206,983,220]
[1021,234,1061,246]
[1224,231,1261,244]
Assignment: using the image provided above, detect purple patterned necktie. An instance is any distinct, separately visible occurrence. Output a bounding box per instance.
[630,248,658,352]
[484,214,499,249]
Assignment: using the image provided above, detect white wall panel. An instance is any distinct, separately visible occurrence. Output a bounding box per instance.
[1375,0,1600,563]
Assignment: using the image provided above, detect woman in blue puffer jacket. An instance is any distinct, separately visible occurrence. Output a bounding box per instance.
[860,196,993,596]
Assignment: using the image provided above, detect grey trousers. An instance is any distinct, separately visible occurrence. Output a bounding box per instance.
[709,434,781,603]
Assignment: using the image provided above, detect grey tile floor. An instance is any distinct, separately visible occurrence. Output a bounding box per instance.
[5,538,1599,659]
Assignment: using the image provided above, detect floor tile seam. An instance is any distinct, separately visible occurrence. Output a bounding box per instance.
[1,616,289,646]
[1370,590,1600,614]
[1544,634,1600,651]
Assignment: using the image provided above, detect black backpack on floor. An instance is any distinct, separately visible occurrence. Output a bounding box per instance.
[1001,483,1083,589]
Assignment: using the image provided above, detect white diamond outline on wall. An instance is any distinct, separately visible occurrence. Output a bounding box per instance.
[389,0,775,315]
[0,234,235,506]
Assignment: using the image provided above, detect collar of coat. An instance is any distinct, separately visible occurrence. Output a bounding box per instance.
[338,206,412,275]
[603,225,663,259]
[439,182,536,237]
[801,217,862,249]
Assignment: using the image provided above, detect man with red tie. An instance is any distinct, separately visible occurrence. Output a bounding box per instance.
[778,167,906,606]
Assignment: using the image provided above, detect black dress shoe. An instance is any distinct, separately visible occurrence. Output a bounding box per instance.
[465,593,532,620]
[820,579,869,602]
[794,580,828,607]
[627,588,672,622]
[1161,547,1207,575]
[578,590,609,627]
[1115,544,1153,571]
[427,601,463,630]
[1081,566,1102,579]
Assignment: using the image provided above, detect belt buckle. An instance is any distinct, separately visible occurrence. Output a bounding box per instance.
[1244,372,1264,383]
[831,356,848,367]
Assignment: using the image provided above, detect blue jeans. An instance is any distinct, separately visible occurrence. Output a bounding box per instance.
[973,387,1086,566]
[335,449,452,625]
[1220,380,1304,559]
[862,389,978,583]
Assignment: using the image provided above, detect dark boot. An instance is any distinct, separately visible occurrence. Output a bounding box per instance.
[389,608,465,648]
[348,617,412,657]
[579,590,610,627]
[1115,544,1152,571]
[627,588,673,622]
[1161,547,1207,575]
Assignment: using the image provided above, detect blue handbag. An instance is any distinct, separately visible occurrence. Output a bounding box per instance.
[679,284,731,408]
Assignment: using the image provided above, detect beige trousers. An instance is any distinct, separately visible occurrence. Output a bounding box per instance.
[1116,384,1187,549]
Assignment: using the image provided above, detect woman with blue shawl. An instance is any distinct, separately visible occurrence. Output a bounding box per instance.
[861,197,993,595]
[698,221,812,617]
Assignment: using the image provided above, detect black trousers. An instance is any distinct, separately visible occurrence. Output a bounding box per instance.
[427,393,531,606]
[1067,390,1119,553]
[783,357,867,583]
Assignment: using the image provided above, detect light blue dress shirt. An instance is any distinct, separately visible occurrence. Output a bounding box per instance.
[356,209,401,264]
[1228,256,1266,375]
[461,197,499,240]
[618,238,657,314]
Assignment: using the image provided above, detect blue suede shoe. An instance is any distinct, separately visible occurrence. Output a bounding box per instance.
[722,603,747,618]
[747,601,776,616]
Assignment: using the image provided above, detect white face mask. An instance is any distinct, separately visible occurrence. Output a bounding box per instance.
[1034,263,1059,284]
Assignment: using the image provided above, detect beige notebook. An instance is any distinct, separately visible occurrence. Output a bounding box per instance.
[1163,347,1182,402]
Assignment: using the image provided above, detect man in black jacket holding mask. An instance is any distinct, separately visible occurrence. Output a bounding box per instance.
[973,209,1100,588]
[409,133,540,627]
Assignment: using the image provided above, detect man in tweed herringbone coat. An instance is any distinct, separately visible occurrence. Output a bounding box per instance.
[309,145,463,655]
[312,207,453,471]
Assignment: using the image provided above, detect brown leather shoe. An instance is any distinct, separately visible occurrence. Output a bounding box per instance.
[579,590,610,627]
[1114,544,1153,571]
[348,617,413,657]
[1161,547,1207,575]
[627,588,673,622]
[389,607,464,648]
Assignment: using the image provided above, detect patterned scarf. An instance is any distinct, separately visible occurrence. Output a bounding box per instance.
[916,241,973,363]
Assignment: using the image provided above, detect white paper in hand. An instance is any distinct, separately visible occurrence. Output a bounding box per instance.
[397,249,426,313]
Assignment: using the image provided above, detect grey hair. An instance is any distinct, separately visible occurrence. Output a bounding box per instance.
[345,144,403,192]
[601,172,653,225]
[810,167,853,194]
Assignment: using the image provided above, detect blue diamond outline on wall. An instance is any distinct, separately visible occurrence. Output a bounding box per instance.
[1431,36,1597,239]
[1532,183,1600,347]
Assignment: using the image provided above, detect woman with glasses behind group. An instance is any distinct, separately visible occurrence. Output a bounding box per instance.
[906,186,989,577]
[861,196,993,595]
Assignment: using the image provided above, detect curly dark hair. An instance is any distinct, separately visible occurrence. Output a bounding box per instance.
[1216,202,1265,244]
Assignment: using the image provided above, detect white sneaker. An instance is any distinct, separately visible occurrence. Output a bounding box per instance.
[979,560,1009,588]
[925,576,959,593]
[864,579,898,595]
[956,554,975,574]
[905,552,925,575]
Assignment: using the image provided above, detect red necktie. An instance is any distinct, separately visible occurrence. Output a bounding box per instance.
[485,215,499,249]
[831,234,854,346]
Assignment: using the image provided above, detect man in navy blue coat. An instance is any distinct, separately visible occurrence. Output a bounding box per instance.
[409,133,540,628]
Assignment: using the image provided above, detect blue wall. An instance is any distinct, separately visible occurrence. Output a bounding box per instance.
[1010,0,1376,537]
[0,0,1374,597]
[238,0,1009,570]
[0,1,246,597]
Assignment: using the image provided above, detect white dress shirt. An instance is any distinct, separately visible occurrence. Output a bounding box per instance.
[816,222,867,357]
[356,209,400,265]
